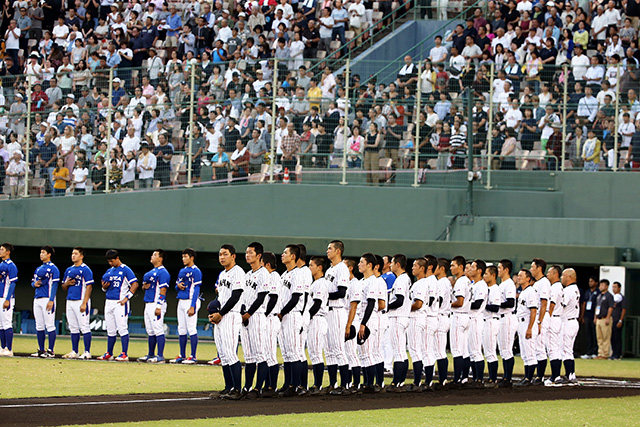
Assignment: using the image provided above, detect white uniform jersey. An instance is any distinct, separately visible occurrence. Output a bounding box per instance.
[347,277,361,310]
[310,277,329,317]
[533,276,551,311]
[409,277,428,318]
[516,286,539,319]
[498,278,517,315]
[281,267,305,312]
[562,284,581,319]
[549,281,564,318]
[375,276,388,308]
[358,275,380,318]
[268,270,285,313]
[469,279,488,318]
[299,265,313,310]
[217,264,245,313]
[437,277,452,316]
[424,275,439,317]
[325,261,350,308]
[388,273,411,317]
[451,275,471,313]
[485,284,502,319]
[243,266,270,314]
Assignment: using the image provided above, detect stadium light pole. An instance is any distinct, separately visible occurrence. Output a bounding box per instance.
[24,84,32,198]
[486,63,494,190]
[186,62,195,188]
[106,68,113,193]
[269,59,278,183]
[412,60,423,188]
[340,59,350,185]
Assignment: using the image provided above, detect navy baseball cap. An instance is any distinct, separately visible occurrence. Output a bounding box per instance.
[345,325,357,342]
[207,300,221,314]
[356,325,371,345]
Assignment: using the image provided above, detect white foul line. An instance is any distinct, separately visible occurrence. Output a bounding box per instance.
[0,397,211,408]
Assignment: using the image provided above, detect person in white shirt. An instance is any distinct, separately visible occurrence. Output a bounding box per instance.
[448,46,466,93]
[461,36,482,66]
[275,0,294,20]
[514,269,539,386]
[52,16,69,47]
[347,0,365,37]
[619,113,635,149]
[429,35,448,64]
[538,105,560,148]
[596,81,616,108]
[584,56,605,92]
[603,0,621,27]
[591,6,608,42]
[505,100,523,131]
[216,19,232,43]
[517,0,532,12]
[468,260,488,386]
[136,143,156,188]
[386,254,412,389]
[571,45,590,81]
[498,81,514,113]
[449,255,471,387]
[120,152,136,189]
[122,127,141,155]
[577,86,599,123]
[71,159,88,195]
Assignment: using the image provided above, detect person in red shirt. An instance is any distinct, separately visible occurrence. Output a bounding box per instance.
[31,82,49,112]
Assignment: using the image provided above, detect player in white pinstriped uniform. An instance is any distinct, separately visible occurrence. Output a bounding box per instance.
[515,269,539,387]
[30,246,60,358]
[531,258,551,385]
[306,256,329,394]
[324,240,351,391]
[276,244,306,397]
[557,268,580,385]
[296,244,313,391]
[545,265,565,386]
[354,253,381,392]
[449,255,471,387]
[434,258,452,388]
[482,265,502,387]
[497,259,517,387]
[387,254,411,390]
[139,249,170,364]
[371,255,388,388]
[61,247,93,360]
[240,242,270,398]
[261,251,284,397]
[406,258,429,391]
[468,260,488,386]
[339,258,362,394]
[421,255,439,390]
[209,244,245,400]
[171,248,202,365]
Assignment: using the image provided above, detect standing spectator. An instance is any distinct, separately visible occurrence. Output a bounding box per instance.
[17,7,31,56]
[152,134,173,187]
[5,151,26,198]
[71,159,88,195]
[363,122,382,184]
[4,20,21,74]
[137,142,156,188]
[165,5,182,57]
[280,122,300,181]
[39,133,57,193]
[9,93,26,136]
[120,151,136,189]
[91,155,107,193]
[594,279,614,360]
[582,129,601,171]
[331,0,348,55]
[52,157,70,196]
[610,282,627,360]
[28,0,43,41]
[247,129,267,174]
[211,144,231,182]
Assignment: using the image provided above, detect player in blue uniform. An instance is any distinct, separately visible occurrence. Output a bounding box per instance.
[30,246,60,358]
[98,250,139,361]
[140,249,171,363]
[171,248,202,364]
[61,247,94,359]
[0,243,18,357]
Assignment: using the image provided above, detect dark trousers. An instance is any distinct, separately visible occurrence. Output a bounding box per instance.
[611,321,623,358]
[584,317,597,355]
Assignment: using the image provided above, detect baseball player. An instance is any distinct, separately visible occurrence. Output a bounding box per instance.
[276,244,305,397]
[296,244,313,391]
[421,255,439,390]
[545,265,564,385]
[139,249,170,364]
[497,259,517,387]
[307,256,329,394]
[371,254,388,389]
[468,260,488,386]
[0,243,17,357]
[339,258,361,394]
[515,269,540,387]
[240,242,270,398]
[482,265,502,387]
[449,255,471,387]
[353,253,379,392]
[30,246,60,358]
[261,251,283,397]
[61,247,94,359]
[170,248,202,365]
[530,258,551,384]
[380,256,395,373]
[434,258,451,388]
[406,258,429,391]
[209,244,245,400]
[324,240,351,391]
[386,254,411,390]
[559,268,580,385]
[98,250,138,361]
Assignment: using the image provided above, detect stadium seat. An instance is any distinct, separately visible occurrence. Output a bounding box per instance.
[330,41,342,51]
[372,11,383,21]
[517,150,530,170]
[317,51,327,59]
[330,157,344,168]
[30,178,46,197]
[373,1,379,10]
[427,159,438,169]
[345,31,355,41]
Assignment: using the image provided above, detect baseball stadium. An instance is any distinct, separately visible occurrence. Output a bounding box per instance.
[1,0,640,425]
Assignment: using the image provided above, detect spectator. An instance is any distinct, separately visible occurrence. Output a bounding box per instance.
[211,143,231,181]
[136,142,156,188]
[51,156,69,196]
[153,134,173,188]
[5,151,26,198]
[71,158,88,195]
[91,155,106,193]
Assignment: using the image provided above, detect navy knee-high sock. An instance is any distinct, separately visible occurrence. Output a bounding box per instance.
[269,364,280,389]
[255,362,268,390]
[537,359,547,379]
[550,359,561,379]
[121,334,129,354]
[504,357,514,380]
[475,361,485,381]
[362,365,369,385]
[392,361,403,384]
[222,365,232,390]
[0,328,5,349]
[300,361,309,389]
[292,360,302,388]
[178,334,187,357]
[245,362,257,390]
[366,366,376,386]
[413,361,423,385]
[37,330,46,351]
[462,357,471,379]
[283,362,292,389]
[327,364,338,388]
[47,330,56,351]
[564,359,575,376]
[375,362,385,386]
[352,366,361,388]
[231,361,243,390]
[339,364,350,388]
[148,335,157,356]
[471,360,478,380]
[402,360,410,383]
[424,364,434,386]
[189,334,198,358]
[107,335,116,355]
[453,356,463,383]
[312,363,324,387]
[71,333,80,353]
[437,358,448,383]
[488,361,498,381]
[156,334,165,357]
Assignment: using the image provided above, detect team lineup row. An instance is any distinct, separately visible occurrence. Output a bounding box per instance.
[0,242,581,399]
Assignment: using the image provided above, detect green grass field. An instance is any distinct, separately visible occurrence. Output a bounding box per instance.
[60,396,640,427]
[1,335,639,400]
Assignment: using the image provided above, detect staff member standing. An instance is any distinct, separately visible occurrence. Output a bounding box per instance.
[594,279,614,360]
[611,282,627,360]
[580,276,599,359]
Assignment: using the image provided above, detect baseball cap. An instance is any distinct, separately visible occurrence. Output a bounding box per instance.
[238,12,246,17]
[344,325,357,342]
[67,94,75,99]
[207,300,221,314]
[356,325,371,345]
[113,77,121,83]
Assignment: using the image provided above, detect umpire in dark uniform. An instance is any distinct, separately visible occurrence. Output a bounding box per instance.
[611,282,628,360]
[580,276,599,359]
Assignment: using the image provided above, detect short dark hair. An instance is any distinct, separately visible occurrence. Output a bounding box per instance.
[520,269,534,283]
[344,257,357,271]
[73,246,86,257]
[414,257,427,273]
[154,249,166,260]
[474,259,487,276]
[374,254,384,272]
[220,244,236,256]
[310,256,327,273]
[297,244,307,262]
[182,248,197,259]
[437,258,450,271]
[424,255,438,272]
[41,245,55,256]
[105,249,119,260]
[599,279,610,287]
[499,259,513,274]
[532,257,547,272]
[286,244,300,261]
[486,265,498,279]
[1,243,14,254]
[262,251,277,270]
[451,255,466,268]
[361,253,376,268]
[550,265,562,277]
[329,240,344,256]
[392,254,407,271]
[248,241,264,256]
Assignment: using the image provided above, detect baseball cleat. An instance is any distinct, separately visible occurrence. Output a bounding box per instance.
[207,357,221,365]
[45,349,55,358]
[147,356,165,363]
[259,387,276,398]
[220,389,243,400]
[182,356,197,365]
[531,378,544,386]
[497,379,512,388]
[31,350,45,357]
[405,383,422,393]
[484,380,499,389]
[2,349,13,357]
[62,351,79,359]
[114,352,129,361]
[78,351,92,360]
[244,389,260,399]
[170,356,185,364]
[137,355,151,362]
[514,378,532,387]
[97,353,112,361]
[209,389,230,399]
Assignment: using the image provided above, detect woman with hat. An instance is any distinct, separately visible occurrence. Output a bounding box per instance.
[9,92,26,136]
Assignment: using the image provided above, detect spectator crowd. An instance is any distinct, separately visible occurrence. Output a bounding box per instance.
[1,0,640,196]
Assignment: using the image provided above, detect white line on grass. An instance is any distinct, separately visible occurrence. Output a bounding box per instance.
[0,397,211,408]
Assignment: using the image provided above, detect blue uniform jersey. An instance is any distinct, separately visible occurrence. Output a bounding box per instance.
[175,265,202,307]
[63,264,94,301]
[102,264,138,300]
[0,259,18,300]
[31,262,60,301]
[143,266,171,303]
[382,272,396,294]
